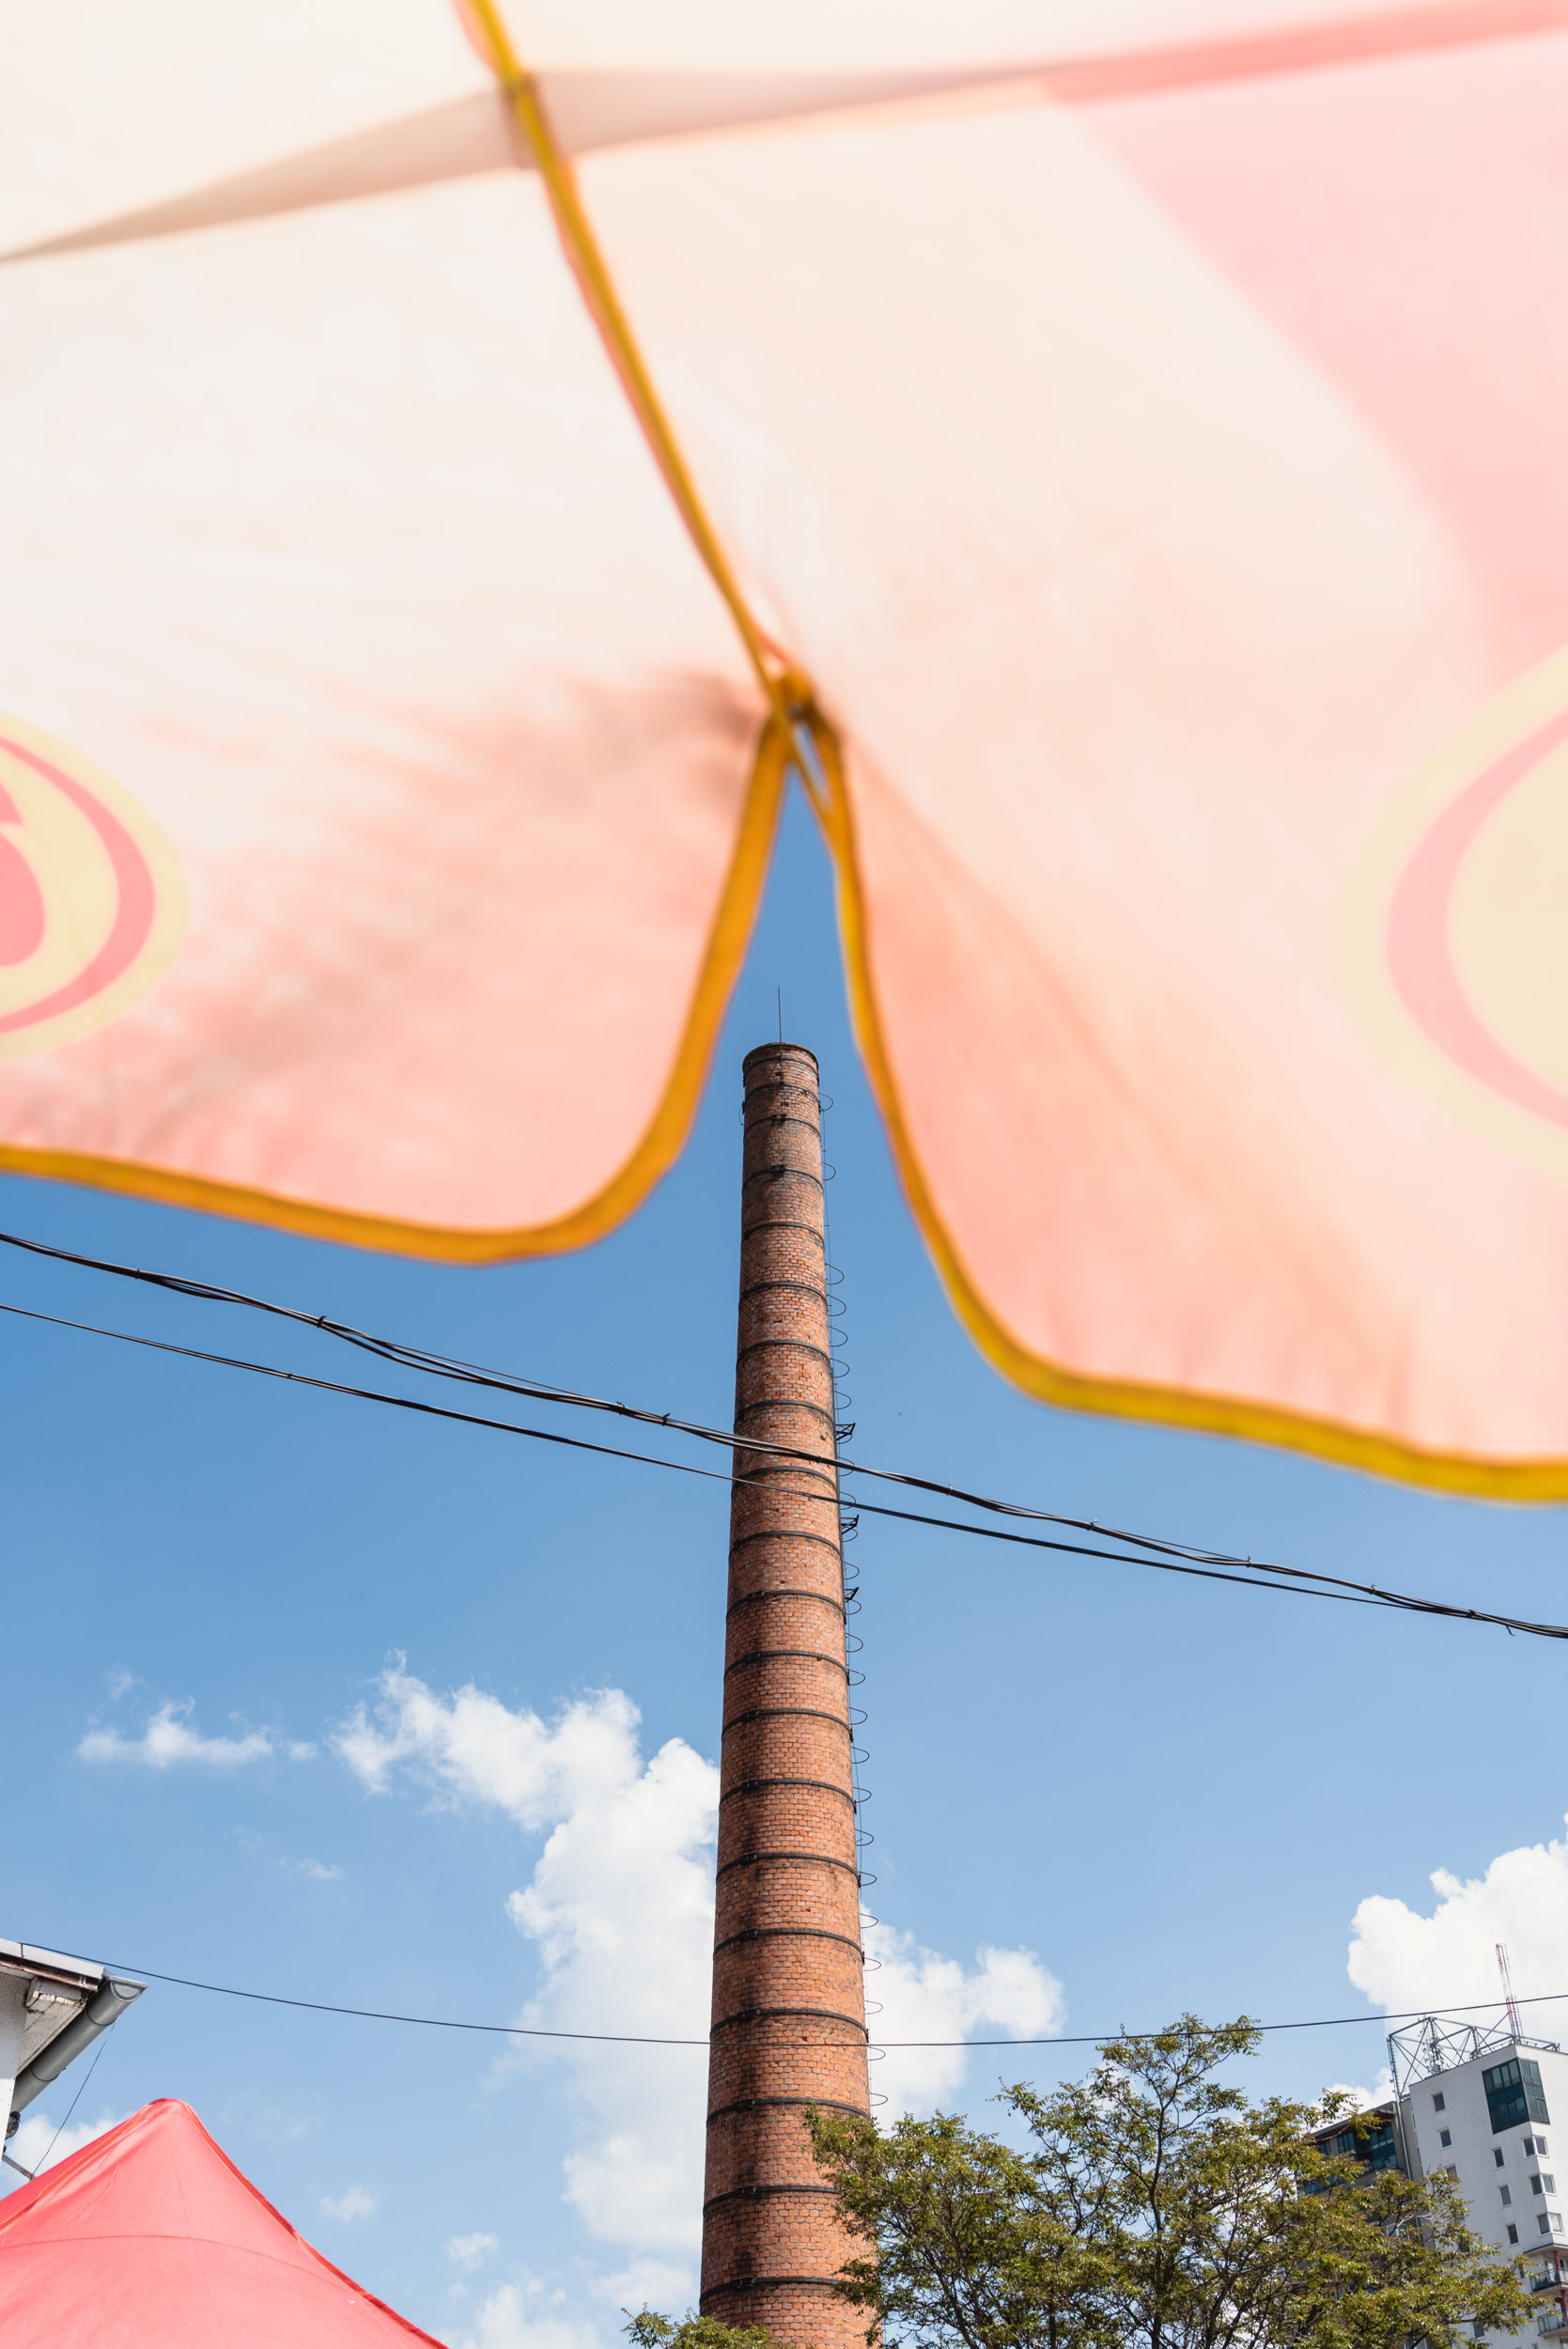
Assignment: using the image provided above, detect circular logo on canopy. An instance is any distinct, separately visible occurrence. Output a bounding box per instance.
[1347,648,1568,1182]
[0,714,184,1060]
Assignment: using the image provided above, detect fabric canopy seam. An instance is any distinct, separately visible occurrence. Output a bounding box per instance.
[0,2103,445,2342]
[0,711,790,1263]
[2,1,812,1264]
[801,718,1568,1502]
[8,7,1564,1497]
[460,0,1568,1501]
[462,0,794,718]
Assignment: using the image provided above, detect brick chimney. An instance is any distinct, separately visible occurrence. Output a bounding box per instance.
[701,1041,871,2347]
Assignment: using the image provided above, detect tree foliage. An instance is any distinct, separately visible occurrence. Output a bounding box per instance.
[623,2310,779,2349]
[806,2015,1531,2349]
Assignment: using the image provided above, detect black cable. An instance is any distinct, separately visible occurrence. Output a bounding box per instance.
[3,1293,1567,1643]
[29,2038,107,2180]
[0,1299,751,1483]
[0,1224,1450,1585]
[93,1960,1568,2050]
[105,1966,700,2045]
[851,1495,1568,1640]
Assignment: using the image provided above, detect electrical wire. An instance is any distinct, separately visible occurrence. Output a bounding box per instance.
[8,2038,109,2183]
[89,1960,1568,2050]
[0,1224,1466,1588]
[3,1292,1567,1642]
[5,1222,1560,2076]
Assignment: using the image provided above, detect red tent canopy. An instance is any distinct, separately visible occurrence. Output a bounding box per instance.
[0,2099,442,2344]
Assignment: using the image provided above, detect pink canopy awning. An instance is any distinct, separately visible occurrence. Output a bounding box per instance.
[9,2,1568,1490]
[0,2100,441,2346]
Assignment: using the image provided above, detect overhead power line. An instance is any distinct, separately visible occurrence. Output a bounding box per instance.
[1,1284,1566,1642]
[95,1957,1568,2051]
[0,1289,1563,1640]
[0,1224,1410,1567]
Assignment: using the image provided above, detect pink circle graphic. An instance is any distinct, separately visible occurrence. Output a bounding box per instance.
[1385,701,1568,1132]
[0,810,47,967]
[0,727,160,1036]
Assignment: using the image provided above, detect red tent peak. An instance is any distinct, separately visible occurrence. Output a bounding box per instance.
[0,2098,443,2345]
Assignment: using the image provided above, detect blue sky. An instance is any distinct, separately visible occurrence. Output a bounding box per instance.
[7,780,1568,2345]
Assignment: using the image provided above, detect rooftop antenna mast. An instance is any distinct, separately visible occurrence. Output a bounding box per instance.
[1498,1942,1522,2040]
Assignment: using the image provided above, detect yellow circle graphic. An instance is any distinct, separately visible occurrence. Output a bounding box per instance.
[0,714,185,1061]
[1343,646,1568,1187]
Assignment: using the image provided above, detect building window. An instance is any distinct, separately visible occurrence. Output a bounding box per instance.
[1548,2179,1560,2195]
[1498,2152,1509,2169]
[1542,2140,1552,2157]
[1448,2167,1460,2179]
[1505,2188,1515,2205]
[1510,2226,1521,2245]
[1554,2216,1564,2236]
[1486,2060,1551,2135]
[1436,2093,1448,2111]
[1442,2131,1454,2148]
[1541,2218,1553,2236]
[1535,2178,1546,2196]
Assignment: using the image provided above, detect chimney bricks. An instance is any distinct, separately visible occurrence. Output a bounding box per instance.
[700,1042,871,2348]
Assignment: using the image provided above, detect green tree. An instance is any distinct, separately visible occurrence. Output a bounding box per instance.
[807,2015,1532,2349]
[806,2103,1121,2349]
[623,2310,778,2349]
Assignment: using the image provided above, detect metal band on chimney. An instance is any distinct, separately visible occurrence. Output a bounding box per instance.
[700,1042,871,2349]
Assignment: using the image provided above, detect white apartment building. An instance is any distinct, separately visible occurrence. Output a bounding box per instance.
[1311,2015,1568,2347]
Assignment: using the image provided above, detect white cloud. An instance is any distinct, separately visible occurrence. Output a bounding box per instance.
[448,2232,501,2272]
[3,2108,125,2187]
[1322,2071,1396,2115]
[318,2184,379,2222]
[337,1668,713,2263]
[290,1858,343,1882]
[591,2258,691,2316]
[1348,1819,1568,2018]
[336,1665,1063,2281]
[507,1722,717,2257]
[870,1928,1065,2115]
[78,1699,275,1768]
[334,1663,638,1826]
[255,2105,318,2144]
[449,2281,602,2349]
